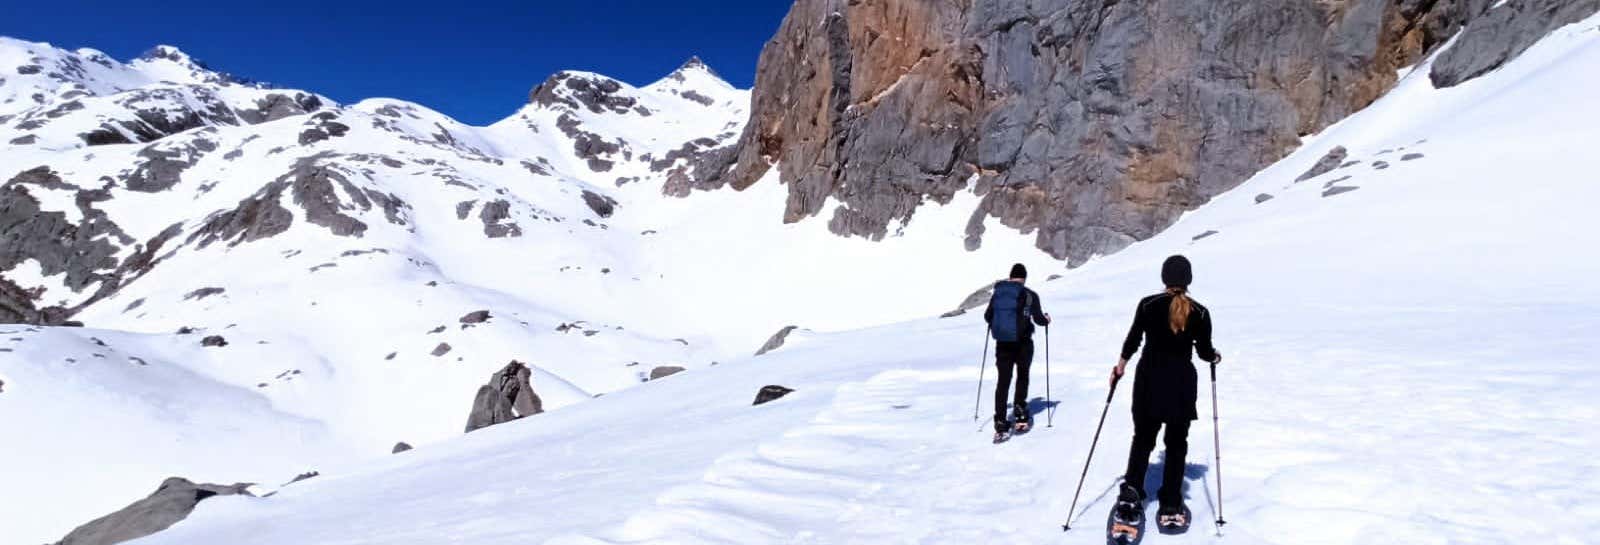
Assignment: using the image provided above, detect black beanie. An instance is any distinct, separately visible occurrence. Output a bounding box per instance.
[1161,255,1192,287]
[1009,263,1028,279]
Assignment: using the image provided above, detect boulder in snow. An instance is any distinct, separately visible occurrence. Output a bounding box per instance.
[464,360,544,432]
[753,385,794,406]
[755,325,799,356]
[54,477,252,545]
[648,365,686,380]
[200,335,227,347]
[1295,146,1348,182]
[392,442,413,454]
[459,310,491,324]
[941,283,995,318]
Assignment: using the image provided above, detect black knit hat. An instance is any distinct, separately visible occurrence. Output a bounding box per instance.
[1161,255,1192,287]
[1009,263,1028,279]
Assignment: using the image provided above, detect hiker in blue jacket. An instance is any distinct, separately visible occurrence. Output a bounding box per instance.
[985,263,1051,433]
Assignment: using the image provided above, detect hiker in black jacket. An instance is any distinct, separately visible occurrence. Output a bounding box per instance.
[985,263,1050,434]
[1110,255,1221,527]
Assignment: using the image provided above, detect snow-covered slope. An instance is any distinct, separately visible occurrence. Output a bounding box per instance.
[87,11,1600,545]
[0,39,1054,543]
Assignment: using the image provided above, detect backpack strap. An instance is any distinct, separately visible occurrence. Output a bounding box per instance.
[1015,286,1029,338]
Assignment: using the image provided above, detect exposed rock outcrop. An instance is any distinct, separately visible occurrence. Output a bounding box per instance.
[464,360,544,432]
[187,153,410,249]
[392,441,413,454]
[1431,0,1600,87]
[1295,146,1349,183]
[580,190,617,218]
[753,385,795,406]
[755,325,799,356]
[690,0,1510,265]
[941,283,995,318]
[648,365,686,380]
[54,477,252,545]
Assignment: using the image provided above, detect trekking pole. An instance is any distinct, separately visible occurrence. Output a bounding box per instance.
[972,326,990,422]
[1210,361,1227,528]
[1062,374,1120,531]
[1044,324,1053,428]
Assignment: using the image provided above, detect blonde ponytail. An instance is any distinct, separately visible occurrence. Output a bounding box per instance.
[1168,286,1191,333]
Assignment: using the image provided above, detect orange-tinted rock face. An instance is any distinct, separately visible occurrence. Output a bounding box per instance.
[695,0,1501,264]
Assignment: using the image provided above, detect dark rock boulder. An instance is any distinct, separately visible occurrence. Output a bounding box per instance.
[430,342,451,357]
[392,442,413,454]
[1432,0,1600,88]
[54,477,252,545]
[581,190,617,218]
[183,287,225,301]
[648,365,686,380]
[200,335,227,347]
[464,360,544,432]
[478,200,521,238]
[459,310,491,324]
[753,385,795,406]
[755,325,800,356]
[690,0,1497,265]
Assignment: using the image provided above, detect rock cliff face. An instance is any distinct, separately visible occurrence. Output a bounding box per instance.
[694,0,1507,264]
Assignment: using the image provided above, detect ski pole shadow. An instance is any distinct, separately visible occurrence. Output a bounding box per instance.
[1071,479,1122,525]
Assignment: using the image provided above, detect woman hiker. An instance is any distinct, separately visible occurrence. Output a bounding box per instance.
[1109,255,1222,530]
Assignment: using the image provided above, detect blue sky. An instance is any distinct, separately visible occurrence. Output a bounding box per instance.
[4,1,790,125]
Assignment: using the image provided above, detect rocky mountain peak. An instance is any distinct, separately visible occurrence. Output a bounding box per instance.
[132,43,250,87]
[667,56,720,82]
[138,44,193,63]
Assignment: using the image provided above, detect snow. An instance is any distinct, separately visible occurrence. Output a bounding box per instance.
[6,10,1600,545]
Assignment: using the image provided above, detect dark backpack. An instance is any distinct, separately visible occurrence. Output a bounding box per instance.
[989,282,1032,342]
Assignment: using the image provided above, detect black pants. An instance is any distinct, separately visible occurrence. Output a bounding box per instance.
[1123,416,1191,507]
[993,340,1033,430]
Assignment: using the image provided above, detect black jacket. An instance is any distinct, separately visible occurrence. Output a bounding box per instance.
[984,281,1049,341]
[1121,291,1218,422]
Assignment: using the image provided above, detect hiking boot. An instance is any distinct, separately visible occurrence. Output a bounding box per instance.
[1113,483,1145,523]
[1117,483,1144,505]
[1157,503,1189,528]
[1011,407,1032,426]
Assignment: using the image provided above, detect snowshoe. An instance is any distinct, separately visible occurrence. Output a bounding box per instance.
[1156,503,1191,535]
[1107,484,1146,545]
[1011,409,1033,434]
